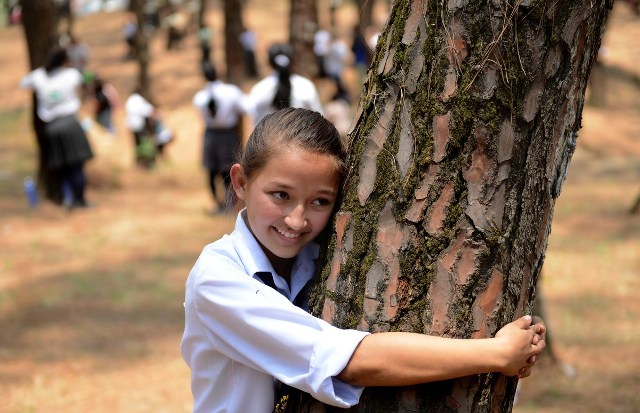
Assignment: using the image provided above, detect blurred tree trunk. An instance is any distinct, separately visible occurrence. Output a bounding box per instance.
[289,0,318,78]
[132,0,151,99]
[285,0,610,412]
[198,0,207,28]
[19,0,61,203]
[357,0,374,30]
[224,0,244,83]
[630,191,640,214]
[63,0,73,35]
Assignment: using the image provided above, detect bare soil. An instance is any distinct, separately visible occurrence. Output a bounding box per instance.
[0,2,639,413]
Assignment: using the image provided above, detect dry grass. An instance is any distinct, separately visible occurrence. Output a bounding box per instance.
[0,2,639,413]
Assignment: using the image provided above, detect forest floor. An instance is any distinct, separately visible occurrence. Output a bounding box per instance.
[1,2,639,413]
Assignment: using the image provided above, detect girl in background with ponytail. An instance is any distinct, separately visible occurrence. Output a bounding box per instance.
[193,61,248,214]
[247,43,323,126]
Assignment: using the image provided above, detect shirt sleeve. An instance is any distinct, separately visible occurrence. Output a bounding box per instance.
[190,254,369,407]
[20,71,35,89]
[193,90,208,110]
[70,68,84,88]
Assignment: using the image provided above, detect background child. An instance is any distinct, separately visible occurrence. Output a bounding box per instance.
[181,108,546,413]
[246,43,323,126]
[20,47,94,209]
[192,61,247,214]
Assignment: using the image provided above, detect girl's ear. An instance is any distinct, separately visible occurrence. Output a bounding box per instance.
[230,163,247,201]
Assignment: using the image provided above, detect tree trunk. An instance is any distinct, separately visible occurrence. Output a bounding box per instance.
[223,0,244,83]
[289,0,318,79]
[62,0,74,35]
[198,0,207,28]
[286,0,610,412]
[19,0,61,203]
[357,0,374,30]
[630,191,640,214]
[132,0,151,99]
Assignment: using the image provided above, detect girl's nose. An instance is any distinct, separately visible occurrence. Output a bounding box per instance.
[284,204,307,230]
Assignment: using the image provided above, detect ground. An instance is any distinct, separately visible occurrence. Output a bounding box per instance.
[0,2,639,413]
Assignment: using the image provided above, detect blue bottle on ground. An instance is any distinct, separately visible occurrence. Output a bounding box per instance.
[23,176,38,207]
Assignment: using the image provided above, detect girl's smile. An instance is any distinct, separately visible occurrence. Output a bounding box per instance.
[231,146,340,277]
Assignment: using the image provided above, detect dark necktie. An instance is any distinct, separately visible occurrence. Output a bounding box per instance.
[254,271,308,412]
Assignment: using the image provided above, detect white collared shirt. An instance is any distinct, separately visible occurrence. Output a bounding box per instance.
[192,80,247,129]
[246,73,323,126]
[181,212,368,413]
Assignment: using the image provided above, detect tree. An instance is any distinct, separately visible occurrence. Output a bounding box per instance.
[357,0,374,31]
[55,0,73,35]
[131,0,151,99]
[630,191,640,214]
[285,0,610,411]
[223,0,244,83]
[19,0,61,203]
[198,0,207,28]
[289,0,319,79]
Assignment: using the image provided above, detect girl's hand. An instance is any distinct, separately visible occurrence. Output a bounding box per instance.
[494,315,546,377]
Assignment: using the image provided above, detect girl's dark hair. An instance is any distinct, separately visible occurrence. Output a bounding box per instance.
[238,108,346,181]
[202,60,218,82]
[268,43,292,110]
[202,61,218,117]
[93,77,104,90]
[45,48,69,74]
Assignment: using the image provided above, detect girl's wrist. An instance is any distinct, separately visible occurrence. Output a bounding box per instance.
[482,337,510,374]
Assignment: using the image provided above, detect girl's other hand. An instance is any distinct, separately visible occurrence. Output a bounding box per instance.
[494,315,546,377]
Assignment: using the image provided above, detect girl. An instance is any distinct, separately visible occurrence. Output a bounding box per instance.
[124,86,156,167]
[20,48,94,209]
[192,61,247,214]
[181,108,546,413]
[246,43,323,126]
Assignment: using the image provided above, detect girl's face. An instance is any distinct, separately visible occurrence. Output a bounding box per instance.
[231,147,340,264]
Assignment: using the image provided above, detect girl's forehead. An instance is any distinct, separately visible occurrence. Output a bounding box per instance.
[256,148,341,183]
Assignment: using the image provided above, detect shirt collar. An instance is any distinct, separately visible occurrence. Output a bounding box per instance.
[229,209,319,301]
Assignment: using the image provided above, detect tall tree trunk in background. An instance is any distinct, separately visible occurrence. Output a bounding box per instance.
[223,0,244,83]
[289,0,318,79]
[132,0,150,99]
[286,0,610,412]
[357,0,374,30]
[630,191,640,214]
[19,0,60,203]
[63,0,74,35]
[198,0,207,28]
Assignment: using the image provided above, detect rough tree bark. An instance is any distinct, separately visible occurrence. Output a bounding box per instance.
[223,0,244,83]
[289,0,319,78]
[19,0,60,203]
[286,0,610,412]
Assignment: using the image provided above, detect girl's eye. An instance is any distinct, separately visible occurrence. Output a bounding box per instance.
[312,198,332,207]
[271,191,289,200]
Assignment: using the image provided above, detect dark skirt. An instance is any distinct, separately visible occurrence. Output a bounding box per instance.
[44,115,94,169]
[203,127,240,173]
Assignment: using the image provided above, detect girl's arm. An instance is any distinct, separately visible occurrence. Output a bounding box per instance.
[337,315,545,386]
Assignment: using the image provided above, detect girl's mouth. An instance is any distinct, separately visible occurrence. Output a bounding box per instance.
[275,227,302,239]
